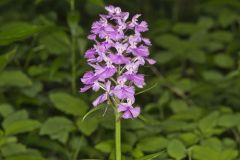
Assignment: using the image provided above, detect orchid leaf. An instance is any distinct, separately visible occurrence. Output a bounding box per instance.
[136,82,158,95]
[82,104,106,121]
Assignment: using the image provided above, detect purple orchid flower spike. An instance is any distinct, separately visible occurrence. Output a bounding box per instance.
[80,5,155,119]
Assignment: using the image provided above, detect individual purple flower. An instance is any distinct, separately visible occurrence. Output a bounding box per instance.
[80,71,98,85]
[109,53,130,64]
[98,66,117,80]
[84,48,96,59]
[92,81,112,106]
[113,85,135,101]
[121,73,145,88]
[118,102,140,119]
[135,21,148,32]
[131,45,149,57]
[129,14,141,28]
[142,38,151,46]
[80,5,155,119]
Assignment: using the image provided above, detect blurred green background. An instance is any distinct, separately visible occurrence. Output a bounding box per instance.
[0,0,240,159]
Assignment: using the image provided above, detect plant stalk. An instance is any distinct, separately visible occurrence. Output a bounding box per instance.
[70,0,75,10]
[70,0,77,95]
[110,97,122,160]
[115,110,121,160]
[71,36,77,94]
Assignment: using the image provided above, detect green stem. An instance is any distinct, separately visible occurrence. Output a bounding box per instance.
[70,0,75,10]
[71,36,77,94]
[110,97,121,160]
[70,0,76,95]
[115,110,121,160]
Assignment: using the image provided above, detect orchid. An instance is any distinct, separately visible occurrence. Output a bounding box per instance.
[80,5,155,120]
[80,6,155,159]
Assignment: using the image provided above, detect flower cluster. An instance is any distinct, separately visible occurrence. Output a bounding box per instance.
[80,5,155,119]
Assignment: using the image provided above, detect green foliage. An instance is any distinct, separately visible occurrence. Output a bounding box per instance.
[49,92,87,116]
[137,137,168,152]
[40,117,75,143]
[5,120,40,136]
[167,139,186,160]
[77,117,98,136]
[0,70,32,87]
[136,151,166,160]
[0,49,16,71]
[0,22,44,46]
[0,0,240,159]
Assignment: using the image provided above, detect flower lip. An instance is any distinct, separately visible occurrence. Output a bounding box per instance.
[118,103,140,119]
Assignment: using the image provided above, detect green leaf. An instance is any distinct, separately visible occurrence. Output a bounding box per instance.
[167,139,186,160]
[27,65,48,76]
[0,70,32,88]
[1,143,26,157]
[3,110,29,128]
[21,136,69,159]
[218,11,239,27]
[5,155,45,160]
[77,117,98,136]
[0,103,14,118]
[198,111,220,135]
[122,143,132,153]
[187,50,206,64]
[40,117,75,143]
[210,31,233,43]
[155,34,181,49]
[136,151,166,160]
[157,91,171,108]
[172,22,198,35]
[95,140,113,153]
[0,22,42,45]
[123,119,145,130]
[0,48,16,71]
[123,132,137,147]
[217,114,240,128]
[39,31,70,55]
[197,17,214,30]
[21,81,43,97]
[131,148,144,158]
[206,41,224,52]
[170,107,203,121]
[220,149,238,160]
[160,120,188,132]
[192,145,238,160]
[136,82,159,95]
[49,92,87,116]
[192,146,219,160]
[4,120,41,135]
[201,138,222,152]
[202,70,224,81]
[69,136,87,159]
[137,137,168,152]
[223,138,237,149]
[179,132,199,145]
[214,54,234,68]
[170,100,188,113]
[0,135,17,147]
[154,51,174,64]
[82,104,106,121]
